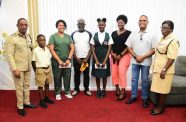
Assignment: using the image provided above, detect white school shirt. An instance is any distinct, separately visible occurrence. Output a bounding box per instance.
[32,46,51,67]
[90,31,113,45]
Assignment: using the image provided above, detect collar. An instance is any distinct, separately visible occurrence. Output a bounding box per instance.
[98,31,105,35]
[138,28,148,34]
[38,46,47,51]
[78,30,85,33]
[161,32,176,41]
[17,31,28,37]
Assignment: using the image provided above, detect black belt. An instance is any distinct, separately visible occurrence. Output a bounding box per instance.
[37,66,50,69]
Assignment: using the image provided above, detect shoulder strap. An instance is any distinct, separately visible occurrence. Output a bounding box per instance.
[28,34,32,43]
[165,39,174,54]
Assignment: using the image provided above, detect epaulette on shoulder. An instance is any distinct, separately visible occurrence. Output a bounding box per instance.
[11,33,18,36]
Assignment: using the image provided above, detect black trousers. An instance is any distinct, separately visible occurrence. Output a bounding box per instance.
[73,58,90,91]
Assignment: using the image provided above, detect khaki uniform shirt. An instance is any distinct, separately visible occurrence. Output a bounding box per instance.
[5,31,33,71]
[151,33,179,74]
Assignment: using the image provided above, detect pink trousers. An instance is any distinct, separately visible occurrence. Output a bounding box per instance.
[111,53,131,88]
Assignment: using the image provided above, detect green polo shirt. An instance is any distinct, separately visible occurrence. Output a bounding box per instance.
[49,33,73,61]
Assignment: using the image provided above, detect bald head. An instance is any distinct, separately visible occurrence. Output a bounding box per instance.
[77,18,85,24]
[77,18,86,31]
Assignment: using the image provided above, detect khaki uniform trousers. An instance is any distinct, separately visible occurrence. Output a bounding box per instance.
[13,70,31,109]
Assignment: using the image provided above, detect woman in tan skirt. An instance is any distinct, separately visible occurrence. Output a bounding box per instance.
[150,20,179,115]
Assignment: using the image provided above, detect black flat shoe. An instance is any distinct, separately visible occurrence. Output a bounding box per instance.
[126,97,137,104]
[40,99,48,108]
[150,108,155,112]
[100,89,106,98]
[151,108,165,115]
[143,99,149,108]
[17,109,27,116]
[96,90,101,98]
[45,97,55,104]
[24,103,37,108]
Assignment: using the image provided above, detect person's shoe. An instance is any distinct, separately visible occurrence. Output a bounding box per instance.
[151,108,165,115]
[84,91,92,96]
[56,94,62,100]
[96,89,101,98]
[65,94,73,99]
[126,97,137,104]
[143,99,149,108]
[100,89,106,98]
[117,89,126,101]
[39,99,48,108]
[72,90,79,96]
[116,85,120,97]
[17,109,27,116]
[24,103,37,108]
[45,97,54,104]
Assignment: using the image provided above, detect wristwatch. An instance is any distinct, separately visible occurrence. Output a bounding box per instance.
[120,53,124,57]
[67,58,71,61]
[162,68,167,72]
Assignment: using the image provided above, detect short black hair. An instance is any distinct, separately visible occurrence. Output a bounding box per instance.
[37,34,45,40]
[162,20,174,30]
[17,18,27,25]
[97,18,107,23]
[116,15,128,24]
[56,19,67,28]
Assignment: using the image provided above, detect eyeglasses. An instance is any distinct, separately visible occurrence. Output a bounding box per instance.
[160,26,171,30]
[140,34,143,40]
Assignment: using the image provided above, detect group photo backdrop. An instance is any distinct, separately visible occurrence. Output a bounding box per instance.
[0,0,186,90]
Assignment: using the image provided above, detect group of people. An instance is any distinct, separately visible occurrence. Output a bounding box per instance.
[5,14,179,116]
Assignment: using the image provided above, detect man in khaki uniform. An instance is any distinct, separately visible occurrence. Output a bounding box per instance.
[5,18,36,116]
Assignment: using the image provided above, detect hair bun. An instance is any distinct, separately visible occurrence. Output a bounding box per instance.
[97,18,107,23]
[97,18,101,23]
[102,18,107,22]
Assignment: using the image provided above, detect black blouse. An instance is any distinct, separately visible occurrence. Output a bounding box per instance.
[111,30,131,55]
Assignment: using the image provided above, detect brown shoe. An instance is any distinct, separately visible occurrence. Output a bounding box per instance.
[116,85,120,97]
[117,88,126,101]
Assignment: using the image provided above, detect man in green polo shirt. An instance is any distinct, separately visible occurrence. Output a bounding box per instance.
[49,19,74,100]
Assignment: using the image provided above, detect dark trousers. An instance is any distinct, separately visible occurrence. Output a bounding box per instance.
[51,59,71,95]
[73,58,90,91]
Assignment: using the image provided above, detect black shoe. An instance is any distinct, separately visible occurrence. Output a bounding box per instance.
[116,86,120,97]
[117,89,126,101]
[143,99,149,108]
[100,89,106,98]
[96,90,101,98]
[17,109,27,116]
[45,97,55,104]
[126,97,137,104]
[24,103,37,108]
[40,99,48,108]
[151,108,165,115]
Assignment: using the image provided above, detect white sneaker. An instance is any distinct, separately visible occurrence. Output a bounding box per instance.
[72,90,79,96]
[56,94,62,100]
[65,94,73,99]
[85,91,92,96]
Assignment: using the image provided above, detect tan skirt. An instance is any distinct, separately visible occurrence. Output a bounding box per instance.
[150,73,174,94]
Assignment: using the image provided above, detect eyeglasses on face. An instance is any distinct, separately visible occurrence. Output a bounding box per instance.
[160,26,171,30]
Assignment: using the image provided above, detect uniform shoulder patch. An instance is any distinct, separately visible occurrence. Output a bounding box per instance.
[11,33,17,36]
